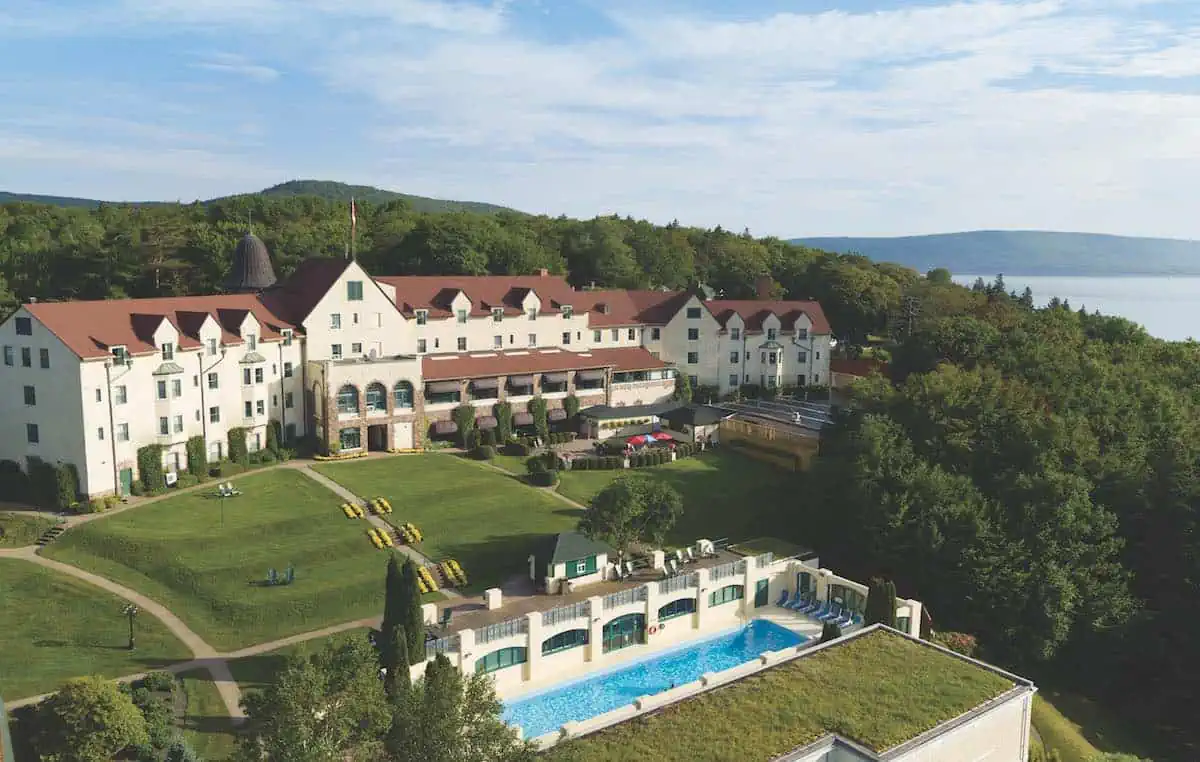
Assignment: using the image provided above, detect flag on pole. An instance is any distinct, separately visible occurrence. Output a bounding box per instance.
[351,197,357,230]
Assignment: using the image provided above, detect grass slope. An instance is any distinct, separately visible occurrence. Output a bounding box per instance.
[177,670,237,761]
[556,450,797,545]
[795,230,1200,277]
[546,630,1015,762]
[0,559,191,698]
[1,180,514,215]
[0,512,57,547]
[314,454,580,591]
[43,469,409,651]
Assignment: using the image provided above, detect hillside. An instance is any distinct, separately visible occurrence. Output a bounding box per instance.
[0,180,513,215]
[795,230,1200,277]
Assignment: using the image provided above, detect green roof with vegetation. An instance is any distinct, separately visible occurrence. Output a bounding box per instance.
[544,629,1017,762]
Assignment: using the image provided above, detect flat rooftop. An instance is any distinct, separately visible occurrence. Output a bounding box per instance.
[541,628,1023,762]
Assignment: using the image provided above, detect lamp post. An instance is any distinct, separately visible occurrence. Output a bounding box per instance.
[122,603,139,650]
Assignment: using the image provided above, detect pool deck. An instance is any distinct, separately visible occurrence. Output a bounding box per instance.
[498,605,834,702]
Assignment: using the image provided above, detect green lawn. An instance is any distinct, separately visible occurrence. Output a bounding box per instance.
[229,627,371,694]
[0,511,58,547]
[545,630,1015,761]
[314,455,580,591]
[0,559,191,699]
[43,469,411,651]
[556,450,798,545]
[177,670,237,761]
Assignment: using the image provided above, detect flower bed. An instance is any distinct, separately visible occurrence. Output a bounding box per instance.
[417,565,439,593]
[396,521,423,544]
[369,496,393,515]
[439,558,468,588]
[367,528,385,549]
[313,451,369,462]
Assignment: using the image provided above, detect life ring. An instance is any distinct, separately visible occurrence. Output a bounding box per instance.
[648,625,659,636]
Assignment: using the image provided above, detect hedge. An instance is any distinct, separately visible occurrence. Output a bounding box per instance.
[0,459,29,502]
[563,394,580,420]
[493,401,513,442]
[186,436,206,477]
[530,469,558,487]
[472,445,496,461]
[227,427,248,464]
[137,444,165,493]
[452,404,477,448]
[266,419,281,453]
[528,396,549,441]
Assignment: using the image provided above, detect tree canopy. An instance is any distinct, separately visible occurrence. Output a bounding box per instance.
[579,474,684,556]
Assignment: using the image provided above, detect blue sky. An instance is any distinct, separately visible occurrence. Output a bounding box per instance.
[2,0,1200,238]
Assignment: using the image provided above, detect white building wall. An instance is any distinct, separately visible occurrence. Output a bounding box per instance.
[306,262,412,361]
[659,295,722,389]
[0,306,90,491]
[889,691,1032,762]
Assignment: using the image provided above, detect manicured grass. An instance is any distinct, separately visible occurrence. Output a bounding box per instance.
[556,450,797,544]
[315,455,579,591]
[0,512,57,547]
[1032,694,1100,762]
[43,469,413,651]
[0,559,191,699]
[1034,687,1167,761]
[177,670,237,761]
[229,627,371,693]
[728,536,807,559]
[545,630,1015,761]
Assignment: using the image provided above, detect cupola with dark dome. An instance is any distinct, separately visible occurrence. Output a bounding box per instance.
[224,232,277,293]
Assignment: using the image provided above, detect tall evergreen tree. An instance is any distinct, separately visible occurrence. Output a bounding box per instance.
[383,624,410,699]
[400,559,425,664]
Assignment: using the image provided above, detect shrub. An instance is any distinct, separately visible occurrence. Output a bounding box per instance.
[505,441,530,456]
[227,427,248,465]
[164,738,202,762]
[209,464,224,478]
[54,463,79,512]
[531,469,558,487]
[87,498,107,514]
[248,451,262,465]
[0,459,29,502]
[277,447,295,462]
[140,672,176,693]
[820,621,842,643]
[452,404,477,448]
[185,436,206,477]
[130,481,145,496]
[472,445,496,461]
[573,457,590,471]
[493,401,513,442]
[259,450,276,464]
[266,419,281,454]
[563,393,580,421]
[174,473,199,490]
[529,396,549,441]
[136,445,165,493]
[931,631,979,658]
[481,427,496,446]
[464,428,481,451]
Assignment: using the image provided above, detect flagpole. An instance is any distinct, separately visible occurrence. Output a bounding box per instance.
[350,196,357,261]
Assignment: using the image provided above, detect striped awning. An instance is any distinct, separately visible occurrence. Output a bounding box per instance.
[426,381,461,394]
[507,375,535,386]
[476,416,498,430]
[513,412,534,426]
[576,370,606,382]
[543,372,569,383]
[548,408,567,421]
[471,378,499,390]
[432,420,458,434]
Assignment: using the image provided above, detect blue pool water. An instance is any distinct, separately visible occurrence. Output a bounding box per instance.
[502,619,804,738]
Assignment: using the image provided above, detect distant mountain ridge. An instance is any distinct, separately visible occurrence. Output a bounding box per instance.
[0,180,514,215]
[794,230,1200,277]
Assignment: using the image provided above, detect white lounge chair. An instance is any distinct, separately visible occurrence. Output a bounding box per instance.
[225,482,242,496]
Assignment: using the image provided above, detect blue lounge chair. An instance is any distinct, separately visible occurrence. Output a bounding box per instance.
[786,592,806,610]
[818,603,843,622]
[776,589,790,607]
[835,609,854,627]
[799,596,822,614]
[809,601,831,620]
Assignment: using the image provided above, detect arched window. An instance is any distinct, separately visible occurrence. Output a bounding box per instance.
[336,384,359,414]
[542,629,588,656]
[365,382,387,412]
[708,584,744,607]
[657,598,696,622]
[475,646,527,675]
[602,613,645,654]
[394,381,414,409]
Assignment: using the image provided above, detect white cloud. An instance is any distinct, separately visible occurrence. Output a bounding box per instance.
[192,52,280,83]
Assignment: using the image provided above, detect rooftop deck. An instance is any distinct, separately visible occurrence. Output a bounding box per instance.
[430,549,745,637]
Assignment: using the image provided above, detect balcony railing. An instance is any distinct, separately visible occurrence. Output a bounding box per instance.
[754,552,775,568]
[475,617,528,645]
[658,572,699,595]
[603,586,648,610]
[424,634,460,661]
[709,560,745,581]
[542,600,591,627]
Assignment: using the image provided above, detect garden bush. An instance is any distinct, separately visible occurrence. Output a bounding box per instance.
[140,672,175,692]
[136,445,164,493]
[504,441,530,456]
[259,450,277,464]
[227,427,248,465]
[563,394,580,420]
[530,469,559,487]
[55,463,79,511]
[185,437,206,477]
[208,464,224,478]
[174,474,199,490]
[266,419,281,453]
[472,445,496,460]
[130,481,145,496]
[0,459,29,501]
[480,427,496,446]
[493,401,513,442]
[464,428,481,451]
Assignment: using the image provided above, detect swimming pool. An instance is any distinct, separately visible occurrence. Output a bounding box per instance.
[502,618,805,738]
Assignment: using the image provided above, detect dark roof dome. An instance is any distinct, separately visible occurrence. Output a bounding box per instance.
[224,232,277,293]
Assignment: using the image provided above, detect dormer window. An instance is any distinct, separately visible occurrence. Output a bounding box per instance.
[161,342,174,361]
[347,281,363,301]
[457,309,468,324]
[492,307,504,323]
[206,338,218,355]
[111,346,128,365]
[767,328,777,341]
[527,308,537,321]
[796,328,808,340]
[562,306,573,319]
[281,329,293,347]
[247,334,258,351]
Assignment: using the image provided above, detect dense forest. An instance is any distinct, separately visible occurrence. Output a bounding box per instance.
[1,195,1196,757]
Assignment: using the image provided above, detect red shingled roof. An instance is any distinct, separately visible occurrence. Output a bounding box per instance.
[25,295,297,360]
[422,346,669,381]
[831,358,888,377]
[374,273,580,318]
[707,299,830,334]
[584,289,691,327]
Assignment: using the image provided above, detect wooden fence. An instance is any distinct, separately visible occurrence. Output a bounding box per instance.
[718,418,820,472]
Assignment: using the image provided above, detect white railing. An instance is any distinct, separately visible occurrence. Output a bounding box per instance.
[542,600,591,627]
[710,560,744,581]
[475,617,528,645]
[754,552,775,568]
[603,586,648,610]
[658,573,700,595]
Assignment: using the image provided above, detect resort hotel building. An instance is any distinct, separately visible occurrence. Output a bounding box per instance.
[0,233,832,498]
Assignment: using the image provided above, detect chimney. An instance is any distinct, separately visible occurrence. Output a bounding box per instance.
[754,276,773,300]
[539,268,549,277]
